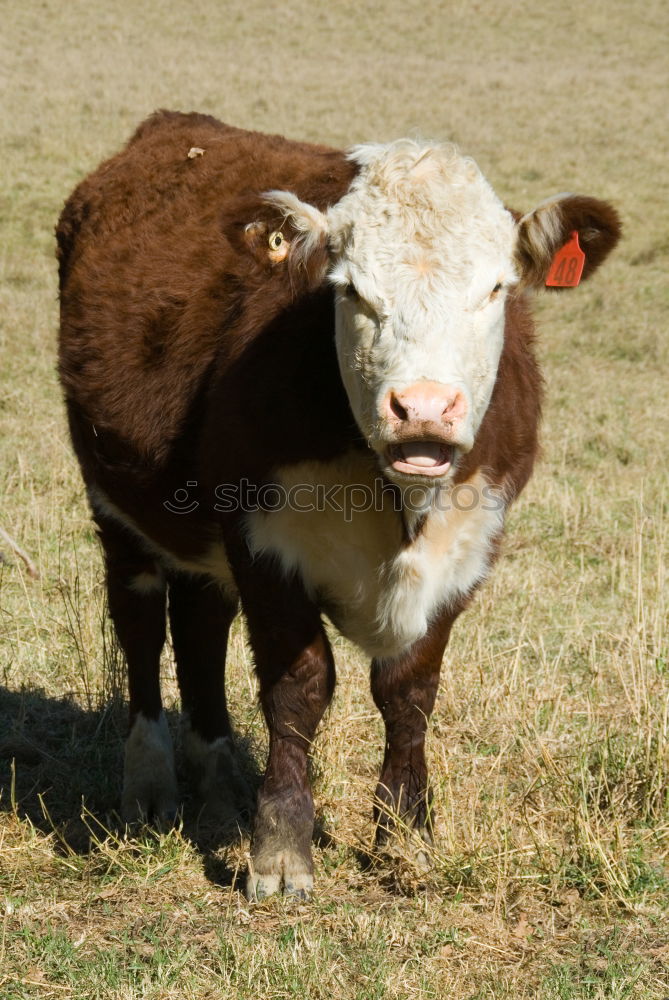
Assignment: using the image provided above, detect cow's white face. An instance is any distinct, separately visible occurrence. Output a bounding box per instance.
[325,143,516,483]
[264,140,619,485]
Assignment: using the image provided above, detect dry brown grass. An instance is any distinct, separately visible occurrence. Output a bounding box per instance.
[1,0,668,996]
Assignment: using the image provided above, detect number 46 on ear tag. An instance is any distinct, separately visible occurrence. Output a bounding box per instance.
[546,230,585,287]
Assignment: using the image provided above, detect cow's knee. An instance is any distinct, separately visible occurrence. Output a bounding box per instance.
[122,711,178,824]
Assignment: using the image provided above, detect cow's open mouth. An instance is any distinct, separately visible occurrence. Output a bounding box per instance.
[387,441,455,477]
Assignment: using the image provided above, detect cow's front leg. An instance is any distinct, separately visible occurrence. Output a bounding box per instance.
[240,571,335,900]
[370,612,455,860]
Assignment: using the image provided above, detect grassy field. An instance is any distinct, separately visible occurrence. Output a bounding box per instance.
[1,0,668,996]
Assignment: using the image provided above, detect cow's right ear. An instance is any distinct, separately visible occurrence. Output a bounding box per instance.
[515,194,621,290]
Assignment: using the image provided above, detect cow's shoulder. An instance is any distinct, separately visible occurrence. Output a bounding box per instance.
[57,116,357,465]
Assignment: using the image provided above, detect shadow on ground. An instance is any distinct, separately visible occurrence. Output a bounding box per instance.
[0,685,260,889]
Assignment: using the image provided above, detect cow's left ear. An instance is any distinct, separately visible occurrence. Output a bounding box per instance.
[263,190,331,283]
[515,194,621,290]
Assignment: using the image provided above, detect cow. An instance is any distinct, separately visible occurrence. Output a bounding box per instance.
[56,110,620,900]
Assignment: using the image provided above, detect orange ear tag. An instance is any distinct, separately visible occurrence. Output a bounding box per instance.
[545,230,585,287]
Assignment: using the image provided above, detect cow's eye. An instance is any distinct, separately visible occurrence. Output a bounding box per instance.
[344,283,360,301]
[490,282,503,298]
[268,231,284,251]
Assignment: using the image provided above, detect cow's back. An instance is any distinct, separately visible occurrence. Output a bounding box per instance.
[57,111,355,462]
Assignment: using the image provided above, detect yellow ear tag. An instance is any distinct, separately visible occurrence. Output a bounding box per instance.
[268,231,289,262]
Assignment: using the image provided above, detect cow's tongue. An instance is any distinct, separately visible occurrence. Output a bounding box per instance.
[398,442,446,467]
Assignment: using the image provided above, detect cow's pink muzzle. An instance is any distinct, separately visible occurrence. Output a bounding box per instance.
[381,381,467,477]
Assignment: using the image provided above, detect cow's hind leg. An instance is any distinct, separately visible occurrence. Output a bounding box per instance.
[370,614,455,863]
[239,573,335,900]
[167,574,251,823]
[99,519,177,824]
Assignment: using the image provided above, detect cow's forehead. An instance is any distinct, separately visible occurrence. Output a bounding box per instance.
[328,140,516,289]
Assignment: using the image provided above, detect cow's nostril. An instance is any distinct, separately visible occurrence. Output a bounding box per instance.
[389,393,409,421]
[443,392,462,416]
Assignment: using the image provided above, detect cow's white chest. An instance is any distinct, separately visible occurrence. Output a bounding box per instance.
[246,455,505,660]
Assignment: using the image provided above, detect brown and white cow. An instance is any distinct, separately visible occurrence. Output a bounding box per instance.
[57,110,620,899]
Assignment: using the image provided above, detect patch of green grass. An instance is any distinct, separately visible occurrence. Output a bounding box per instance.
[541,927,669,1000]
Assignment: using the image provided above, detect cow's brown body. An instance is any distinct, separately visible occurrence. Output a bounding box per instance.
[57,111,618,899]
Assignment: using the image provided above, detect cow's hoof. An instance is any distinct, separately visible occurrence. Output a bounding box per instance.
[375,827,435,873]
[246,870,313,901]
[412,844,434,873]
[122,711,179,825]
[182,726,255,824]
[122,801,180,830]
[246,844,314,901]
[246,872,281,900]
[283,874,314,899]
